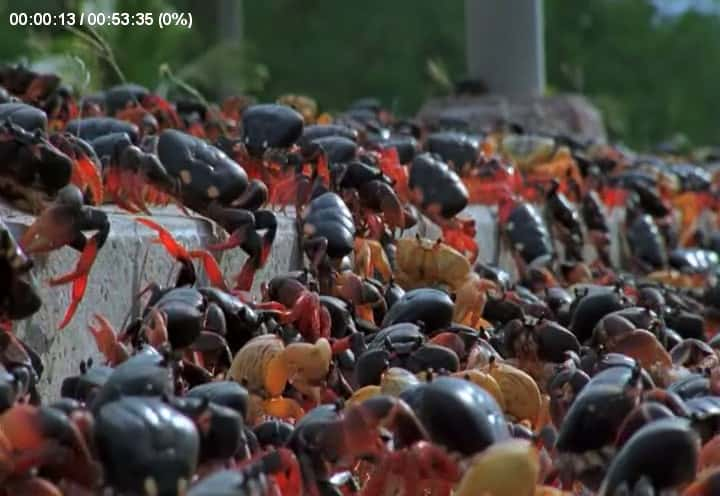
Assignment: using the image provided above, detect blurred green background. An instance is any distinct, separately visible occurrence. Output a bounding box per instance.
[2,0,720,149]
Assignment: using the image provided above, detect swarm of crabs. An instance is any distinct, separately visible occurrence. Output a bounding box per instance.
[4,64,720,495]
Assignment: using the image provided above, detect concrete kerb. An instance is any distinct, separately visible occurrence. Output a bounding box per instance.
[5,202,623,399]
[5,205,302,400]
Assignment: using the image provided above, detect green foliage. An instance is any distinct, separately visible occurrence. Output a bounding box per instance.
[168,41,269,97]
[546,0,720,148]
[243,0,466,115]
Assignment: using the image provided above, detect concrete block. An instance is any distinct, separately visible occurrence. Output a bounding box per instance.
[5,205,301,400]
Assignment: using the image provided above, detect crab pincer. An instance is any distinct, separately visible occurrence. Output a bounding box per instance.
[20,185,109,329]
[135,217,227,291]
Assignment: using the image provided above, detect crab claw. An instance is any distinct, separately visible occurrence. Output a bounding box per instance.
[104,167,137,213]
[282,290,330,342]
[442,220,479,263]
[2,477,62,496]
[453,275,498,328]
[21,189,109,329]
[234,260,258,293]
[143,308,169,350]
[49,134,104,206]
[88,315,115,353]
[72,155,103,206]
[88,314,129,366]
[378,147,409,202]
[136,217,188,254]
[354,238,392,282]
[0,405,73,474]
[1,404,99,487]
[0,405,53,475]
[206,224,252,252]
[269,171,310,210]
[20,209,75,255]
[262,397,305,421]
[231,213,276,292]
[137,217,226,289]
[47,234,102,330]
[683,467,720,496]
[601,186,629,210]
[187,249,227,290]
[316,152,330,187]
[142,94,183,129]
[267,449,303,496]
[497,195,517,225]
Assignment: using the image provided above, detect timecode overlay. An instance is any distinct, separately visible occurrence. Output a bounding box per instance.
[9,11,192,29]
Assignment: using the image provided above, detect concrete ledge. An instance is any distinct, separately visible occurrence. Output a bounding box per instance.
[6,202,622,399]
[5,205,301,400]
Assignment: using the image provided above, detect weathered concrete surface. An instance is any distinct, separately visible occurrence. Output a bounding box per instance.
[5,205,301,400]
[417,94,607,144]
[5,201,621,400]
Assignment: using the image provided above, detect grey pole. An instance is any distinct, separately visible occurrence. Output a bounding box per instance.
[217,0,243,98]
[218,0,243,43]
[465,0,545,97]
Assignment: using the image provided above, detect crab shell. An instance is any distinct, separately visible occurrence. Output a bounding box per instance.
[347,367,422,406]
[452,369,506,411]
[483,360,542,427]
[498,134,557,172]
[277,94,318,124]
[394,236,471,291]
[455,439,540,496]
[227,334,331,398]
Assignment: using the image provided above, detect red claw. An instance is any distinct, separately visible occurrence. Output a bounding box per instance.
[365,213,385,240]
[464,179,515,205]
[70,155,104,206]
[316,153,330,188]
[234,260,257,292]
[271,449,303,496]
[128,173,151,214]
[601,186,628,209]
[379,147,409,202]
[136,217,227,290]
[206,230,245,252]
[268,171,301,206]
[187,249,227,291]
[107,169,142,214]
[56,275,87,330]
[50,237,99,330]
[441,220,478,263]
[88,314,129,365]
[281,290,329,342]
[136,217,189,259]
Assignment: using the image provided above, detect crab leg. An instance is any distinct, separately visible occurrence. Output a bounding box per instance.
[77,155,103,205]
[51,239,96,329]
[125,171,151,215]
[187,249,226,290]
[135,217,227,290]
[106,168,143,214]
[231,211,277,291]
